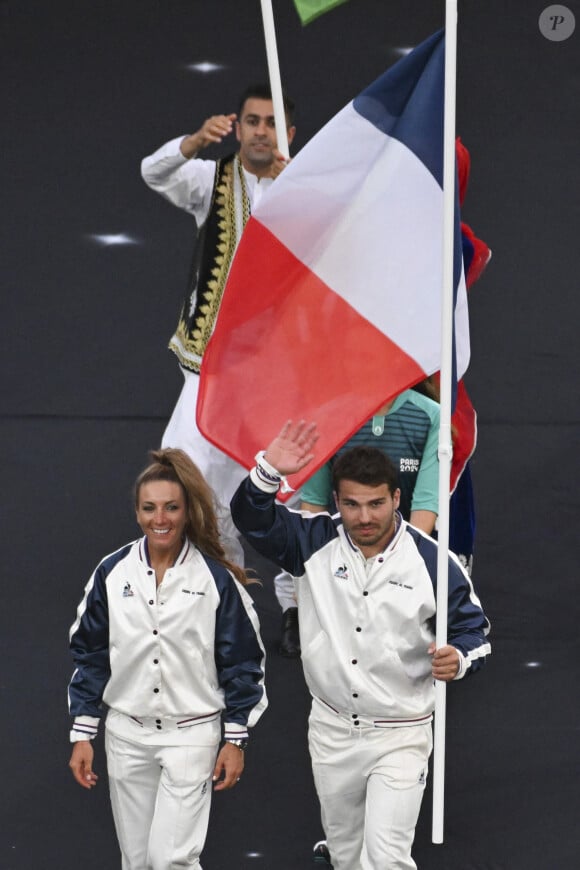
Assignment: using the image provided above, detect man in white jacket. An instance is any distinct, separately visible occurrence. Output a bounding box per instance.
[231,421,491,870]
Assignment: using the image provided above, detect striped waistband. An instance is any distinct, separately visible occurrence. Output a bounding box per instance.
[126,711,220,732]
[313,696,433,729]
[105,708,221,743]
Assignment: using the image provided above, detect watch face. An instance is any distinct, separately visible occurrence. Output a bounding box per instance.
[229,739,248,751]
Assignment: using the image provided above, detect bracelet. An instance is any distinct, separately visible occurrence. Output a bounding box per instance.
[226,738,249,751]
[254,450,282,486]
[253,451,295,494]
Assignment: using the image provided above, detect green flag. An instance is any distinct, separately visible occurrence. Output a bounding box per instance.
[293,0,350,26]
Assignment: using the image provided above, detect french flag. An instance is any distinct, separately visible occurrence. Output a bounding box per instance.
[198,30,469,496]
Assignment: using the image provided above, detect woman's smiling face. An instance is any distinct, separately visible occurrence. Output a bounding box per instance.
[135,480,187,558]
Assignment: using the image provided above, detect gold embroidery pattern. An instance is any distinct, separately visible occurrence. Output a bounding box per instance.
[170,157,250,372]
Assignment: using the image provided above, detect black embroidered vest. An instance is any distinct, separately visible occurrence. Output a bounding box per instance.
[168,153,250,372]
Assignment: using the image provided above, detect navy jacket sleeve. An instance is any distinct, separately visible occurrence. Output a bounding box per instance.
[445,556,491,674]
[68,559,114,717]
[230,476,337,577]
[409,527,491,675]
[205,556,267,730]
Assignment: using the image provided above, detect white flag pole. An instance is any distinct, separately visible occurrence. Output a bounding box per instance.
[432,0,458,845]
[259,0,290,159]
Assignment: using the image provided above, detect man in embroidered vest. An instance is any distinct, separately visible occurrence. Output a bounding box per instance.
[141,84,296,566]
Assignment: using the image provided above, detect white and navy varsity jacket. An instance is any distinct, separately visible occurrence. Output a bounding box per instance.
[68,537,267,741]
[231,467,490,727]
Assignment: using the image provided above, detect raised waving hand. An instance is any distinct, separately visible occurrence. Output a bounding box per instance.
[263,420,319,477]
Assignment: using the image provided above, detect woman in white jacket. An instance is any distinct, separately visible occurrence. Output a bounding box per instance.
[68,448,267,870]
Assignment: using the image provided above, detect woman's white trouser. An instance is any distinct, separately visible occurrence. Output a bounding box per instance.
[106,731,217,870]
[162,369,248,566]
[308,700,432,870]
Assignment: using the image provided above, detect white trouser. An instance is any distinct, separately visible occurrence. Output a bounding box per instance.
[162,368,248,566]
[274,571,297,612]
[308,699,432,870]
[105,730,217,870]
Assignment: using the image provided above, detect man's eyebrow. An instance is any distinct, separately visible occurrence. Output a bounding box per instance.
[341,497,387,505]
[243,113,275,121]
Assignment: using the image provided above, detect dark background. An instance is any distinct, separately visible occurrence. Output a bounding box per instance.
[1,1,579,868]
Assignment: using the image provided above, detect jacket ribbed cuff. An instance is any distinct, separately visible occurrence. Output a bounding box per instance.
[223,721,249,741]
[70,715,100,742]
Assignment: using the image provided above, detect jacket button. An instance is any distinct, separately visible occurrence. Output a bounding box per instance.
[363,591,369,597]
[352,693,358,698]
[153,630,158,635]
[351,659,358,665]
[153,659,159,664]
[356,627,362,632]
[148,600,154,605]
[153,688,159,693]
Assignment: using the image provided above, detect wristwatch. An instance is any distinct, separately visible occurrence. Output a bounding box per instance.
[226,738,249,751]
